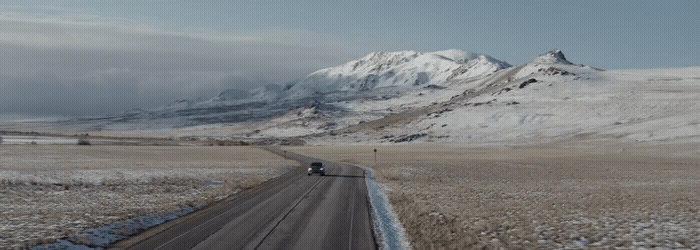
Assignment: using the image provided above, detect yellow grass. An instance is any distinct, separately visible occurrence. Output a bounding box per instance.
[0,145,296,248]
[289,143,700,248]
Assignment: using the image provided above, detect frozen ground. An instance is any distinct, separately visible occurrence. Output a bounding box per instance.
[291,143,700,248]
[0,145,296,248]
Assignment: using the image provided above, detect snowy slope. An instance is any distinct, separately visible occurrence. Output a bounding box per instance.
[321,51,699,145]
[409,66,700,144]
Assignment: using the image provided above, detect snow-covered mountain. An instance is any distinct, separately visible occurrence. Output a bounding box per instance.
[198,49,511,104]
[284,50,510,99]
[63,49,513,128]
[55,49,699,145]
[314,50,698,145]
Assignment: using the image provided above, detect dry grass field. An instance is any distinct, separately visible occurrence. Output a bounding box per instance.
[290,143,700,249]
[0,145,296,248]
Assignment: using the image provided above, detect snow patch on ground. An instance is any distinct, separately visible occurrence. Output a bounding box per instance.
[33,207,194,249]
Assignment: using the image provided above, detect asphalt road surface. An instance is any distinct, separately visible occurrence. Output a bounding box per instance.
[110,148,377,250]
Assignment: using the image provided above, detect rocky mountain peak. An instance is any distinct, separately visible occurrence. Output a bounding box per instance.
[531,49,573,65]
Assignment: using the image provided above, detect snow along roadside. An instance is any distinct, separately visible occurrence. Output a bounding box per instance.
[361,166,410,250]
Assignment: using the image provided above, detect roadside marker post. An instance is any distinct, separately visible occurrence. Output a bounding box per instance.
[374,149,377,166]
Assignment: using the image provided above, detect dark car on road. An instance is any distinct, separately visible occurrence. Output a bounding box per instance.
[308,162,325,176]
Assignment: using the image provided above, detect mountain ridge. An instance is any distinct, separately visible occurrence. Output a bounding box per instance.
[51,49,699,145]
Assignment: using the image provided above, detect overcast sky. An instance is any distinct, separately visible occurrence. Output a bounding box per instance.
[0,1,698,117]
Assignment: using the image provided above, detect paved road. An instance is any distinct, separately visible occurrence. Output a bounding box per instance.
[110,148,377,250]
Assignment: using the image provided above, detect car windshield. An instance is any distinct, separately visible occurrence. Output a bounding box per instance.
[311,162,322,167]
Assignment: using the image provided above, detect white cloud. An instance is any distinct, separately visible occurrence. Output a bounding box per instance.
[0,10,361,116]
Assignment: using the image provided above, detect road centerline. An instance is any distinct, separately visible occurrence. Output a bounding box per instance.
[251,165,333,249]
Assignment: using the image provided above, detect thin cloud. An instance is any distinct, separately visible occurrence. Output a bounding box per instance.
[0,11,360,116]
